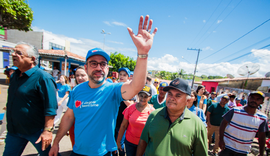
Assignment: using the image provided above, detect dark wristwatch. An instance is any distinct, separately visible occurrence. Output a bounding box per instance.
[44,127,54,132]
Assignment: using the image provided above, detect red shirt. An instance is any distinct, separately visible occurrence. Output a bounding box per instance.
[123,104,155,145]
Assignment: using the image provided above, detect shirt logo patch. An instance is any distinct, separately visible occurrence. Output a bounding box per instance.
[172,79,180,85]
[75,100,82,108]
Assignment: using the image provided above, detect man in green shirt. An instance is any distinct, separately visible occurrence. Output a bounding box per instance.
[148,82,168,109]
[206,95,230,156]
[136,78,208,156]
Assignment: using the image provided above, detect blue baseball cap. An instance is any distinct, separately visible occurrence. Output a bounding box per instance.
[118,67,131,77]
[159,82,168,87]
[85,48,110,62]
[9,66,18,70]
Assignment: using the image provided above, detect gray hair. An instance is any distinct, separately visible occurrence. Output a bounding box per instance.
[16,42,39,65]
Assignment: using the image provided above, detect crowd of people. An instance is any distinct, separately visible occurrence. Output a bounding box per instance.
[1,15,269,156]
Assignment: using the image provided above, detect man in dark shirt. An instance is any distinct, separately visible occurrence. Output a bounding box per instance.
[3,42,58,156]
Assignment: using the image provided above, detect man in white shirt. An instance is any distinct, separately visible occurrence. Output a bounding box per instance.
[52,66,59,81]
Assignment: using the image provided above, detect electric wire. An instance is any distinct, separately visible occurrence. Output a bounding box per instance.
[188,0,223,47]
[198,44,270,72]
[196,0,242,48]
[193,0,233,47]
[199,18,270,61]
[212,36,270,64]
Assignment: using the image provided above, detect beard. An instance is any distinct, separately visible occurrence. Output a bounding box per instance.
[88,70,107,84]
[247,101,258,108]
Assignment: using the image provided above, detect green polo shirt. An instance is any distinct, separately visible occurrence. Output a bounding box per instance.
[148,94,166,109]
[207,103,230,126]
[6,66,58,135]
[141,107,208,156]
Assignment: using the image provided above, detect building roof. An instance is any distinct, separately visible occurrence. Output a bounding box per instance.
[202,77,270,82]
[39,49,85,62]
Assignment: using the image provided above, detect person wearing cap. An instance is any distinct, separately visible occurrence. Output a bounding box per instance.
[49,15,158,156]
[8,66,18,76]
[114,67,136,156]
[240,95,247,106]
[117,85,155,156]
[206,95,230,156]
[129,71,134,81]
[228,94,236,108]
[4,42,58,156]
[136,78,208,156]
[210,92,217,101]
[146,76,157,96]
[153,78,159,94]
[148,82,168,109]
[112,77,117,83]
[235,98,242,107]
[219,91,269,156]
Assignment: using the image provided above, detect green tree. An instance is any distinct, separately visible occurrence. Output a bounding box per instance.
[201,74,207,79]
[0,0,33,31]
[108,52,136,72]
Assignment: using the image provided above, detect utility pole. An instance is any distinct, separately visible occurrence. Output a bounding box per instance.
[187,48,202,88]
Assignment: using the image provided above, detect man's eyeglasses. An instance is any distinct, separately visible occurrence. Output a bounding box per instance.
[154,82,158,84]
[12,50,23,56]
[87,61,108,68]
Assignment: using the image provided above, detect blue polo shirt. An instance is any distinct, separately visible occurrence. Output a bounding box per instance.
[6,66,58,135]
[68,81,123,156]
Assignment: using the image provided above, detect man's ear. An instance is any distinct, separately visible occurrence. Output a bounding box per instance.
[31,56,36,64]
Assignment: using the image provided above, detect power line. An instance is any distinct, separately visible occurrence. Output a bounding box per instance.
[198,44,270,72]
[199,18,270,61]
[196,0,243,47]
[188,0,223,47]
[193,0,233,47]
[212,36,270,63]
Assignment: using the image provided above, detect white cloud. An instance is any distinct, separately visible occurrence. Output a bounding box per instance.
[147,49,270,78]
[213,31,216,33]
[107,40,124,45]
[217,20,222,24]
[103,21,111,26]
[168,15,171,18]
[185,17,188,20]
[202,46,213,51]
[112,21,127,27]
[203,20,206,23]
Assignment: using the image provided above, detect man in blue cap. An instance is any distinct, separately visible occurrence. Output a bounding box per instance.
[49,15,158,156]
[137,78,208,156]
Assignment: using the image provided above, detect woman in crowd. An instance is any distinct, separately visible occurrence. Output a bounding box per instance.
[55,75,71,125]
[196,85,207,113]
[117,85,155,156]
[114,67,135,156]
[187,90,207,127]
[69,66,88,147]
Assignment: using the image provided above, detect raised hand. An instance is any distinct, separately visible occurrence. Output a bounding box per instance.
[128,15,158,55]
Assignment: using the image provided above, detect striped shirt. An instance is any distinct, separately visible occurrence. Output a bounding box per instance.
[223,107,268,154]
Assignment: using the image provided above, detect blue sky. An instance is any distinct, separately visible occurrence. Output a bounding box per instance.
[28,0,270,77]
